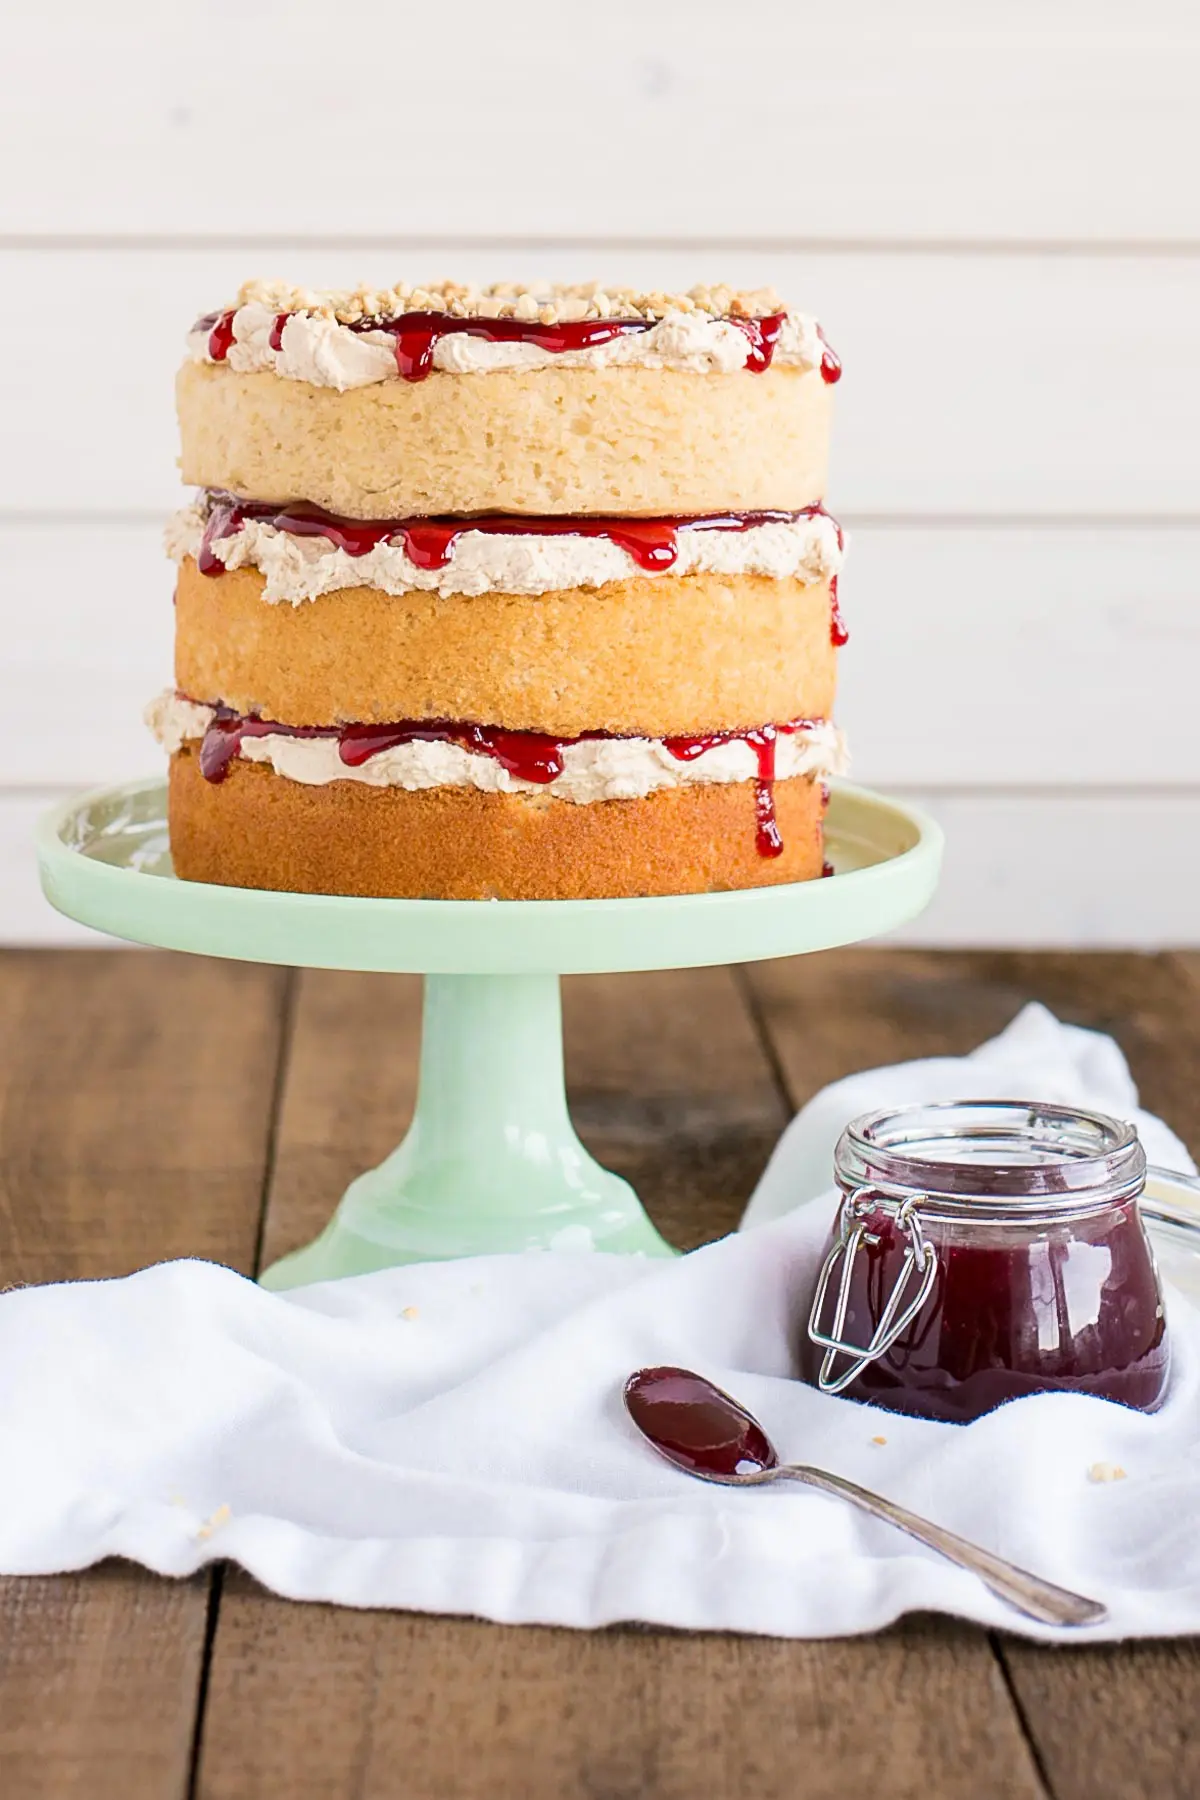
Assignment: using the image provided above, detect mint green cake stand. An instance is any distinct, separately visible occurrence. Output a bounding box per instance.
[37,778,941,1287]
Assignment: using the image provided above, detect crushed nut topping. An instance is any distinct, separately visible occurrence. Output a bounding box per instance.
[226,279,789,327]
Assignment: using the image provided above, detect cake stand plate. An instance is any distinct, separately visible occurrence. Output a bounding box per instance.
[37,778,942,1286]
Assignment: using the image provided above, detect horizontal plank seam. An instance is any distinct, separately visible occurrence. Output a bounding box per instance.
[5,510,1200,531]
[875,783,1200,800]
[3,233,1200,258]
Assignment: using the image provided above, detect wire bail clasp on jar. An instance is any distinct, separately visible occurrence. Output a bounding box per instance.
[807,1186,939,1395]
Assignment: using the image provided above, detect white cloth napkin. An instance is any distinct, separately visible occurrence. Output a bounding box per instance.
[2,1003,1198,1642]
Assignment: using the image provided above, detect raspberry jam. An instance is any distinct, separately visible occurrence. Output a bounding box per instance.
[624,1368,775,1477]
[802,1101,1170,1422]
[191,702,822,860]
[194,492,834,581]
[194,306,825,381]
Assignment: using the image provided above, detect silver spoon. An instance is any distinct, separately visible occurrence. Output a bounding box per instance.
[624,1366,1108,1629]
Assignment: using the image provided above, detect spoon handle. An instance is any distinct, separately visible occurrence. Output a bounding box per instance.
[780,1464,1107,1628]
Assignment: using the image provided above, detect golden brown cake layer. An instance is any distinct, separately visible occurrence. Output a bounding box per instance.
[168,749,826,900]
[174,559,838,735]
[176,362,833,519]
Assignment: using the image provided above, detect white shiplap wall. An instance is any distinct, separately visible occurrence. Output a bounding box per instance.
[2,0,1198,945]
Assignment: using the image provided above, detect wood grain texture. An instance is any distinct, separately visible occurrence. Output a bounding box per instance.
[0,1567,209,1800]
[745,948,1200,1797]
[0,949,287,1800]
[994,949,1200,1800]
[196,962,1043,1800]
[562,969,786,1249]
[3,0,1196,242]
[0,950,287,1282]
[996,1639,1200,1800]
[255,968,422,1272]
[742,949,1200,1127]
[196,1588,1044,1800]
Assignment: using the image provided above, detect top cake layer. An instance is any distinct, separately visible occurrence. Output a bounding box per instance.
[188,280,834,388]
[178,278,840,518]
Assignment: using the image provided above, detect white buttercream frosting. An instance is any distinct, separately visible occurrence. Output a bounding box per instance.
[146,691,847,804]
[186,302,826,391]
[166,498,845,604]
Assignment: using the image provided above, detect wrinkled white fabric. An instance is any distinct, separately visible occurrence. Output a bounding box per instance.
[0,1003,1196,1642]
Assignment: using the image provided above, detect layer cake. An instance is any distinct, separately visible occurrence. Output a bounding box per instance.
[150,280,849,900]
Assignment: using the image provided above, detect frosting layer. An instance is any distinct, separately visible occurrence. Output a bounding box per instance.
[146,691,847,805]
[167,497,845,604]
[188,300,826,390]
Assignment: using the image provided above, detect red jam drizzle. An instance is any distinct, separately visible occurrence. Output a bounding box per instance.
[193,309,237,362]
[193,307,807,379]
[817,324,842,385]
[830,573,849,647]
[624,1368,775,1477]
[359,310,790,380]
[664,725,787,858]
[198,712,335,783]
[192,703,820,858]
[354,310,667,381]
[728,314,786,373]
[195,494,835,581]
[338,720,568,784]
[801,1199,1169,1422]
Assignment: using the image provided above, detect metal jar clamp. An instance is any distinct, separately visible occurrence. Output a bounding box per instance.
[807,1186,939,1395]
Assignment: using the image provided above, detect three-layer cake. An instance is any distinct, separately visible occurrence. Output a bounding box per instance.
[149,280,848,899]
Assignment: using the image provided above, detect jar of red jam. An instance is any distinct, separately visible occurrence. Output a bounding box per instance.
[801,1100,1170,1423]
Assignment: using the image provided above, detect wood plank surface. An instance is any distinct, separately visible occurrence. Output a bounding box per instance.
[4,0,1196,242]
[195,963,1043,1800]
[8,248,1198,520]
[5,951,1199,1798]
[0,950,288,1800]
[746,949,1200,1800]
[255,969,422,1273]
[196,1591,1043,1800]
[992,950,1200,1800]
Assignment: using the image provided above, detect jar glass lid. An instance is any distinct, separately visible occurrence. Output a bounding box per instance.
[835,1099,1146,1216]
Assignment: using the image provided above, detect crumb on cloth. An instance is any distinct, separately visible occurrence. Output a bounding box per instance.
[195,1502,233,1541]
[1087,1462,1127,1484]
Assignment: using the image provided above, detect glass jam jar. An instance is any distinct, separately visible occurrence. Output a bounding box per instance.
[801,1100,1170,1423]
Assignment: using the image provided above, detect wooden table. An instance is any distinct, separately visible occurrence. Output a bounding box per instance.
[2,947,1199,1800]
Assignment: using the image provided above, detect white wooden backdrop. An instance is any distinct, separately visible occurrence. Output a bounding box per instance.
[2,0,1198,945]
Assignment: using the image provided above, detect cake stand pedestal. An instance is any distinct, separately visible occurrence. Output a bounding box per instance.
[37,778,941,1288]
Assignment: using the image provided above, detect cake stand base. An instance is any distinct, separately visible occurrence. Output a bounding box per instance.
[261,972,671,1289]
[37,778,942,1287]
